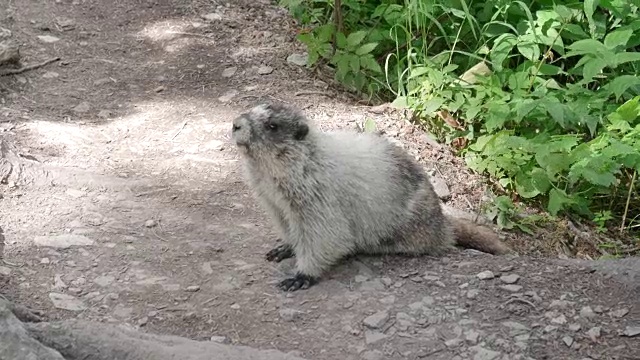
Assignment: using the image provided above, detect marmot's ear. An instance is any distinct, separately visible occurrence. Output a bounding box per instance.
[294,123,309,140]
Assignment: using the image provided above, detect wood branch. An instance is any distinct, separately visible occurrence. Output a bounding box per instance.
[0,57,60,76]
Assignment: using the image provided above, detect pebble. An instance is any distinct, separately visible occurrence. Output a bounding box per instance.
[548,300,572,309]
[218,89,238,103]
[364,330,387,345]
[550,314,567,325]
[38,35,60,43]
[471,346,502,360]
[500,285,523,292]
[580,306,596,319]
[97,110,112,119]
[465,330,480,344]
[466,289,480,299]
[360,350,384,360]
[429,176,450,200]
[363,310,389,329]
[222,67,237,78]
[93,275,115,287]
[476,270,494,280]
[42,71,59,79]
[202,13,223,21]
[230,303,241,310]
[144,219,158,228]
[34,234,94,249]
[49,292,86,311]
[586,326,601,341]
[569,323,582,332]
[286,53,308,67]
[53,275,67,290]
[610,308,629,318]
[622,326,640,337]
[186,285,200,292]
[499,274,520,284]
[0,266,11,276]
[72,102,91,113]
[562,336,574,347]
[257,65,273,75]
[210,335,231,344]
[279,308,302,322]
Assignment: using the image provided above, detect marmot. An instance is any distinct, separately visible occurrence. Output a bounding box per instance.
[231,103,511,292]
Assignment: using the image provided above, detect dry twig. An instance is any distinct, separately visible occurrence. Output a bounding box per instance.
[0,57,61,76]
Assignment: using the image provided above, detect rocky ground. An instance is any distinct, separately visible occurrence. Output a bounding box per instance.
[0,0,638,359]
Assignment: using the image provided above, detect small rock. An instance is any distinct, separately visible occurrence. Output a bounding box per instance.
[93,78,111,86]
[186,285,200,292]
[42,71,59,79]
[580,306,596,319]
[230,303,241,310]
[0,266,11,276]
[548,300,572,309]
[466,289,480,299]
[72,102,91,113]
[363,310,389,329]
[113,304,133,319]
[429,176,450,200]
[38,35,60,43]
[222,67,237,78]
[586,326,601,342]
[543,325,558,333]
[71,277,86,286]
[499,274,520,284]
[53,275,67,290]
[500,285,523,292]
[57,18,75,30]
[361,350,384,360]
[465,330,480,344]
[144,219,158,228]
[279,308,302,322]
[35,234,95,249]
[201,262,214,275]
[476,270,494,280]
[286,53,308,67]
[380,277,393,287]
[93,275,115,287]
[97,110,112,119]
[210,335,231,344]
[550,314,567,325]
[610,308,629,318]
[562,336,574,347]
[257,65,273,75]
[49,292,86,311]
[471,346,501,360]
[218,90,238,103]
[622,326,640,337]
[569,323,582,332]
[354,275,368,283]
[202,13,222,21]
[364,330,387,345]
[154,86,165,93]
[593,305,604,313]
[137,316,149,326]
[445,338,463,347]
[379,295,395,305]
[66,188,86,198]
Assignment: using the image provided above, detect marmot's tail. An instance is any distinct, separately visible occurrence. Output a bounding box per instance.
[447,216,512,255]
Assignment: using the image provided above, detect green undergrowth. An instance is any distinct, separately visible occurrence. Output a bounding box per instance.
[280,0,640,255]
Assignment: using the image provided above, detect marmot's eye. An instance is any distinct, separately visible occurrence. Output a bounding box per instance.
[267,123,278,131]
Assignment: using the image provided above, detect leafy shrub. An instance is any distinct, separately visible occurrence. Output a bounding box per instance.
[280,0,640,236]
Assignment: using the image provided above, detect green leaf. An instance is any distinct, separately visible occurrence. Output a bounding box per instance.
[421,97,445,114]
[363,118,377,133]
[517,41,540,61]
[582,57,607,81]
[584,0,599,37]
[348,55,360,73]
[515,171,541,198]
[553,4,573,21]
[544,101,566,127]
[346,30,368,48]
[360,55,382,73]
[602,75,640,99]
[530,167,552,193]
[548,188,572,216]
[613,52,640,66]
[490,33,518,70]
[604,28,633,49]
[355,42,378,56]
[566,39,607,57]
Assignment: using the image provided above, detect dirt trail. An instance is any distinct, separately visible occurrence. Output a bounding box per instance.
[0,1,638,360]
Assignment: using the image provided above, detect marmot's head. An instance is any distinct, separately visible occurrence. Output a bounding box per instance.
[231,103,310,157]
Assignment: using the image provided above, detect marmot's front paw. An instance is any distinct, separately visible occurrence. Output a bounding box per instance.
[265,243,294,262]
[278,272,317,292]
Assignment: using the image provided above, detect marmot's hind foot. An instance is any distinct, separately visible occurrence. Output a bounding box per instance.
[266,242,295,262]
[278,272,317,292]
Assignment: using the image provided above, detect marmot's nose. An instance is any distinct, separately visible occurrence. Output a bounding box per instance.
[232,123,241,132]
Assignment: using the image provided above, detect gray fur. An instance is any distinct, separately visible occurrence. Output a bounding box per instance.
[231,103,510,290]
